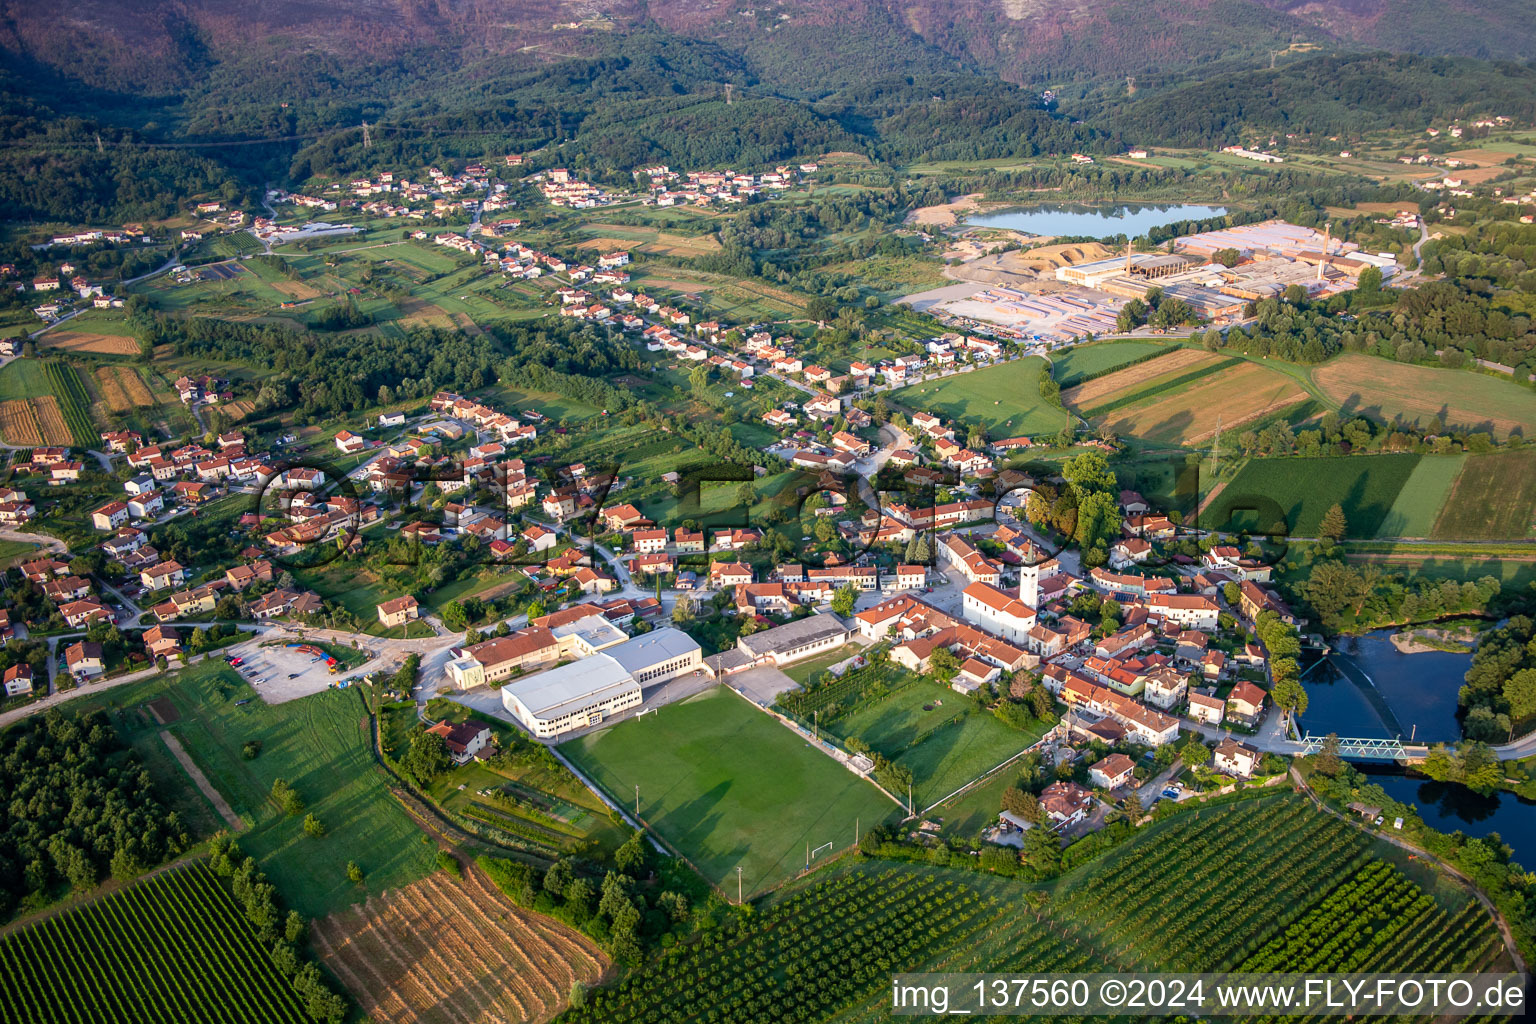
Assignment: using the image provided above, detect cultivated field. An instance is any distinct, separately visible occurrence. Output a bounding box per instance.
[890,356,1069,437]
[95,365,156,411]
[0,400,43,444]
[1062,347,1221,409]
[576,223,720,258]
[1100,360,1308,444]
[561,686,899,898]
[43,361,99,445]
[1203,454,1421,537]
[1051,340,1174,388]
[313,868,607,1024]
[571,792,1509,1024]
[1433,449,1536,539]
[1374,455,1465,538]
[0,860,310,1024]
[1312,354,1536,438]
[38,330,141,355]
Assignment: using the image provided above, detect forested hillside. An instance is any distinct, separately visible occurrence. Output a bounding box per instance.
[1107,54,1536,146]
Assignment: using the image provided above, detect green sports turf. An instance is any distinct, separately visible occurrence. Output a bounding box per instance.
[1374,454,1464,538]
[826,683,1046,809]
[560,686,899,898]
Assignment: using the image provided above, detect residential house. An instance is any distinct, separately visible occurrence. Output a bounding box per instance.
[59,600,112,629]
[1038,781,1093,826]
[127,492,164,519]
[224,561,274,592]
[92,501,129,531]
[425,720,494,764]
[65,641,105,679]
[1088,753,1136,790]
[143,625,182,658]
[43,576,92,603]
[1227,680,1267,722]
[1187,689,1224,726]
[141,561,187,591]
[378,595,420,628]
[1213,738,1260,778]
[3,664,33,697]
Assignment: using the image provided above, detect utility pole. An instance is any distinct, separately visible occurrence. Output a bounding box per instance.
[724,83,733,105]
[634,784,639,817]
[737,866,743,905]
[855,817,859,847]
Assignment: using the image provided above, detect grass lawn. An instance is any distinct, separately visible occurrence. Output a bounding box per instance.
[781,645,863,686]
[889,357,1069,438]
[417,700,631,858]
[84,661,433,918]
[560,686,899,898]
[1050,341,1174,388]
[1374,455,1465,538]
[0,358,55,402]
[824,683,1046,809]
[0,537,39,568]
[295,565,393,619]
[1433,449,1536,540]
[1203,454,1421,538]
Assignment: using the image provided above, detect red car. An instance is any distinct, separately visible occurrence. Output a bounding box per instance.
[230,657,244,667]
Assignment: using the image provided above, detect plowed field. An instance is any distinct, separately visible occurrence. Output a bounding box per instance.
[312,867,606,1024]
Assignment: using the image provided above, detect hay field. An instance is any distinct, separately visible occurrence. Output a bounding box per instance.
[39,331,141,355]
[0,397,72,445]
[1433,450,1536,540]
[1311,355,1536,438]
[95,366,156,411]
[1063,348,1221,409]
[313,868,607,1024]
[0,400,43,445]
[576,224,720,257]
[1100,362,1307,444]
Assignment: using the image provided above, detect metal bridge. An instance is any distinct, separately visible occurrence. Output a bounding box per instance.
[1294,734,1429,762]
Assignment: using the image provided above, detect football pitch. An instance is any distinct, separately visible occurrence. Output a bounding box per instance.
[560,686,900,898]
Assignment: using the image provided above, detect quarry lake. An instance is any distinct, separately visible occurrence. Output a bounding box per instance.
[966,202,1229,238]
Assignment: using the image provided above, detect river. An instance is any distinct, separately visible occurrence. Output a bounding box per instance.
[965,202,1229,239]
[1359,767,1536,870]
[1302,630,1535,868]
[1297,630,1468,744]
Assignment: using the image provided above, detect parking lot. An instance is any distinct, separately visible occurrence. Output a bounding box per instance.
[222,638,358,704]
